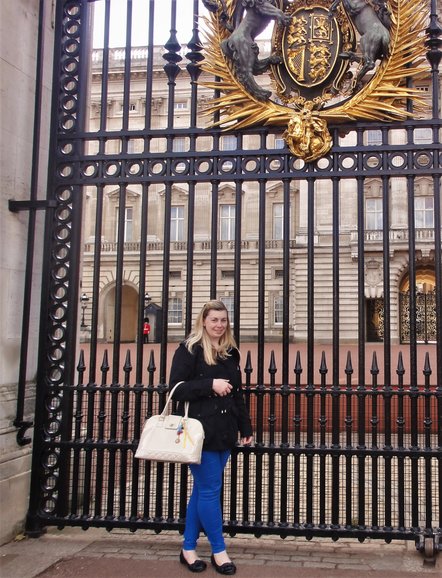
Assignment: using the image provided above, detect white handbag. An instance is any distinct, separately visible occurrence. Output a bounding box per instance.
[135,382,204,464]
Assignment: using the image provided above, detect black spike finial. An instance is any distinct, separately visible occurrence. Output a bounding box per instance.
[269,350,277,375]
[345,351,353,375]
[319,351,328,375]
[100,349,109,374]
[294,351,302,375]
[423,352,432,377]
[396,351,405,376]
[244,351,253,375]
[123,350,132,378]
[77,349,86,373]
[370,351,379,375]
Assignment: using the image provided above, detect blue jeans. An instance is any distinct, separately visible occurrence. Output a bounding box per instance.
[183,450,230,554]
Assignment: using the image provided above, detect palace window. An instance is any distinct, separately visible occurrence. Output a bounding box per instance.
[115,206,134,242]
[414,127,432,144]
[171,206,184,241]
[221,135,237,151]
[273,203,284,240]
[168,297,182,324]
[127,139,144,154]
[172,138,187,172]
[274,295,284,325]
[221,270,234,279]
[415,196,434,228]
[220,204,235,240]
[365,198,383,230]
[220,136,236,171]
[221,296,234,326]
[172,137,186,152]
[366,130,382,146]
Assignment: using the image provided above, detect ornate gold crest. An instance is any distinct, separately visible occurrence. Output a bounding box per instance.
[200,0,429,162]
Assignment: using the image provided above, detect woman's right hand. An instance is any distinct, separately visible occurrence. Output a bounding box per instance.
[212,378,232,397]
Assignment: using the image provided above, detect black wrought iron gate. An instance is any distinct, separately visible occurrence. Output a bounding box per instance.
[23,0,441,556]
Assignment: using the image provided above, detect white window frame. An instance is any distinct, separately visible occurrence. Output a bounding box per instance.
[367,129,382,146]
[115,206,134,242]
[414,127,432,144]
[273,203,284,240]
[220,136,236,171]
[415,196,434,228]
[168,297,183,325]
[172,137,186,152]
[221,135,237,151]
[171,205,184,241]
[274,295,284,325]
[365,198,383,230]
[220,204,235,241]
[221,296,234,326]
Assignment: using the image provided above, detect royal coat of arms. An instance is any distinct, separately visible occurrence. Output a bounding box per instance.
[201,0,429,161]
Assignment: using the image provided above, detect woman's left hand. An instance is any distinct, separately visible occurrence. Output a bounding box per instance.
[240,436,253,446]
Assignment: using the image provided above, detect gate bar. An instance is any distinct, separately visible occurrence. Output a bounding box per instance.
[12,0,47,446]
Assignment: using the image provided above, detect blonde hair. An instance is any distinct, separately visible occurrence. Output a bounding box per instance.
[185,300,238,365]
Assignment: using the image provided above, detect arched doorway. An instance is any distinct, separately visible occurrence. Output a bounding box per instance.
[366,297,384,342]
[104,285,138,342]
[399,266,437,343]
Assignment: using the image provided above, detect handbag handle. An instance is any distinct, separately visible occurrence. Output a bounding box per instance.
[160,381,189,418]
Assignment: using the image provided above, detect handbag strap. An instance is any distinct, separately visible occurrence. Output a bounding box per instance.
[160,381,189,418]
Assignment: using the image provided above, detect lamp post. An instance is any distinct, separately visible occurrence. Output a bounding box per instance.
[80,293,89,328]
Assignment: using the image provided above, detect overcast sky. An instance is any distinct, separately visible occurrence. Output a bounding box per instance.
[92,0,205,48]
[92,0,274,48]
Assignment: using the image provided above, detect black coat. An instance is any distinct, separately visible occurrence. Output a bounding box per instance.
[169,343,253,451]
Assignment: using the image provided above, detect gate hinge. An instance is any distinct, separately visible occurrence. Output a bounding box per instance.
[9,199,57,212]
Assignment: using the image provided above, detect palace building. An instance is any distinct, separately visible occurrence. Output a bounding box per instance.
[80,38,439,344]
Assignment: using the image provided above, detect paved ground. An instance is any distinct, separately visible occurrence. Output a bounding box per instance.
[2,342,437,577]
[0,527,440,578]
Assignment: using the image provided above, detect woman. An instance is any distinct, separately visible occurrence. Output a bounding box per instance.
[170,300,253,575]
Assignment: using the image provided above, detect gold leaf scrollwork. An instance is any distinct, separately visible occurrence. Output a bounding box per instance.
[200,0,429,162]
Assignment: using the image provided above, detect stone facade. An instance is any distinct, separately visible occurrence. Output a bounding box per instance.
[80,35,439,344]
[0,0,53,545]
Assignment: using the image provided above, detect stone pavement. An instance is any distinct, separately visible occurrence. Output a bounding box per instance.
[0,527,440,578]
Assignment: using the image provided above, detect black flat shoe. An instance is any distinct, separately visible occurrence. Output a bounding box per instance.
[180,550,207,573]
[210,554,236,575]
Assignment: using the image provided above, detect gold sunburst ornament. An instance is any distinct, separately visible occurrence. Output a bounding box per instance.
[200,0,429,162]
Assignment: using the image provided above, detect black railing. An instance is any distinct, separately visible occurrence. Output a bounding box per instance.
[33,347,441,544]
[22,0,441,558]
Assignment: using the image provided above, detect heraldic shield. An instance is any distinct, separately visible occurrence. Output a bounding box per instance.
[200,0,429,162]
[272,2,356,101]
